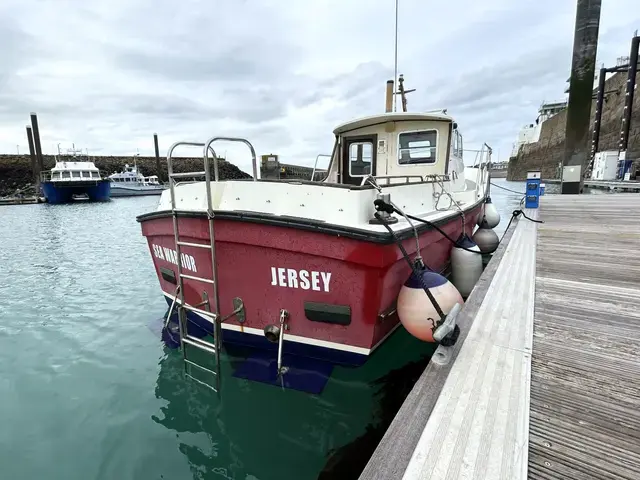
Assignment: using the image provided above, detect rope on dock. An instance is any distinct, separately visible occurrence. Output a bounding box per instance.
[499,209,544,242]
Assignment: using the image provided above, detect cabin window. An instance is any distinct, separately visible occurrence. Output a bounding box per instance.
[92,172,100,179]
[52,172,61,180]
[72,171,81,178]
[61,171,71,179]
[348,141,373,176]
[81,171,91,178]
[451,130,463,158]
[398,130,437,165]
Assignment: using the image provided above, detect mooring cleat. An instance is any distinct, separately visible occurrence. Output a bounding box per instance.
[433,302,461,343]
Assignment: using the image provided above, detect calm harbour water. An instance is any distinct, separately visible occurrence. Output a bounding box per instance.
[0,179,530,480]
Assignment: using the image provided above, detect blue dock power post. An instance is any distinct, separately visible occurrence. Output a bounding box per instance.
[525,171,541,209]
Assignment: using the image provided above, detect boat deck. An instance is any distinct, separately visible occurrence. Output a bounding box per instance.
[359,193,640,479]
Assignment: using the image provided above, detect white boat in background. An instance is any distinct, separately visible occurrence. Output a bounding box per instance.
[109,163,167,197]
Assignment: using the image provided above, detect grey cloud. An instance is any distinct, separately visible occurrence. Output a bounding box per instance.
[114,42,294,83]
[0,0,639,165]
[428,47,571,112]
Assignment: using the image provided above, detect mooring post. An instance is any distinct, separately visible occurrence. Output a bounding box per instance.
[618,34,639,178]
[29,112,44,174]
[153,133,162,182]
[590,66,607,160]
[26,125,38,192]
[561,0,602,194]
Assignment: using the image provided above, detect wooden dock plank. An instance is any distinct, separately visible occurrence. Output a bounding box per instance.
[400,210,539,480]
[529,194,640,480]
[360,193,640,480]
[357,204,521,480]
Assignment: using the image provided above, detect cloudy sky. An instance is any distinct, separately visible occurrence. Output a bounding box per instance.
[1,0,638,174]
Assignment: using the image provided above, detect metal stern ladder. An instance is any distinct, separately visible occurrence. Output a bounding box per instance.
[167,137,257,393]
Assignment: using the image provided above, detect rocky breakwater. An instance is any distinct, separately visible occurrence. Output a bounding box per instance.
[0,154,251,196]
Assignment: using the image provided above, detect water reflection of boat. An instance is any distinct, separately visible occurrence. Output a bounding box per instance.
[150,314,437,479]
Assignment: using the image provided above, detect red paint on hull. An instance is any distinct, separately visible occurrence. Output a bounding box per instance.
[140,206,482,356]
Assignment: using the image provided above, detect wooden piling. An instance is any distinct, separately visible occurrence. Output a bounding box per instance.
[590,66,607,158]
[619,35,639,153]
[26,125,38,191]
[153,133,162,182]
[561,0,601,194]
[29,112,44,173]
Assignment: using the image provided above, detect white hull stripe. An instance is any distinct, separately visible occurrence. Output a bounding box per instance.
[163,292,373,356]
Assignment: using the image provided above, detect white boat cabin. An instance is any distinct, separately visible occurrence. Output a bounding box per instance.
[322,111,466,188]
[156,100,490,231]
[110,164,161,185]
[50,161,102,181]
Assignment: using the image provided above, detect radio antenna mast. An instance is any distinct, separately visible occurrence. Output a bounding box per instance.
[393,0,399,112]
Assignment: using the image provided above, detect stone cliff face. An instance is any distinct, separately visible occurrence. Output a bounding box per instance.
[0,154,251,196]
[508,71,640,180]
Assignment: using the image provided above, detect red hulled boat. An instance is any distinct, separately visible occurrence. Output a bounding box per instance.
[137,79,491,391]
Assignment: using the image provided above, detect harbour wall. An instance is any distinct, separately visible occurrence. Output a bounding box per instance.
[0,154,250,196]
[507,71,640,180]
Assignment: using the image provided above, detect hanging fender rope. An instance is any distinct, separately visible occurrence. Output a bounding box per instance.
[373,211,446,320]
[374,211,462,346]
[373,199,544,253]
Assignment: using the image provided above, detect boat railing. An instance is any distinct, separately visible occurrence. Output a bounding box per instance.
[202,137,258,182]
[310,154,332,181]
[40,170,108,182]
[466,143,492,197]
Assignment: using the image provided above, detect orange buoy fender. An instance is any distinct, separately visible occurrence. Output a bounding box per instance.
[397,269,463,342]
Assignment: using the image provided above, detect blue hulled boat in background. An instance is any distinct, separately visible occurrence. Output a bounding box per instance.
[40,146,111,204]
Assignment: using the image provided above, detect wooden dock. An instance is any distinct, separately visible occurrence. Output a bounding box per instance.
[544,178,640,192]
[0,196,42,206]
[359,193,640,480]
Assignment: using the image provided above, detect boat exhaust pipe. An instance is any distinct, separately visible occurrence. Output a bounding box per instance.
[385,80,394,113]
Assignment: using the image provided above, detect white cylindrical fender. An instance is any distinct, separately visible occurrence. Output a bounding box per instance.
[451,234,483,297]
[473,227,500,254]
[397,269,464,342]
[477,197,500,229]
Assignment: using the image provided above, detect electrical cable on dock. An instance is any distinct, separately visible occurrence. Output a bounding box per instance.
[489,181,526,195]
